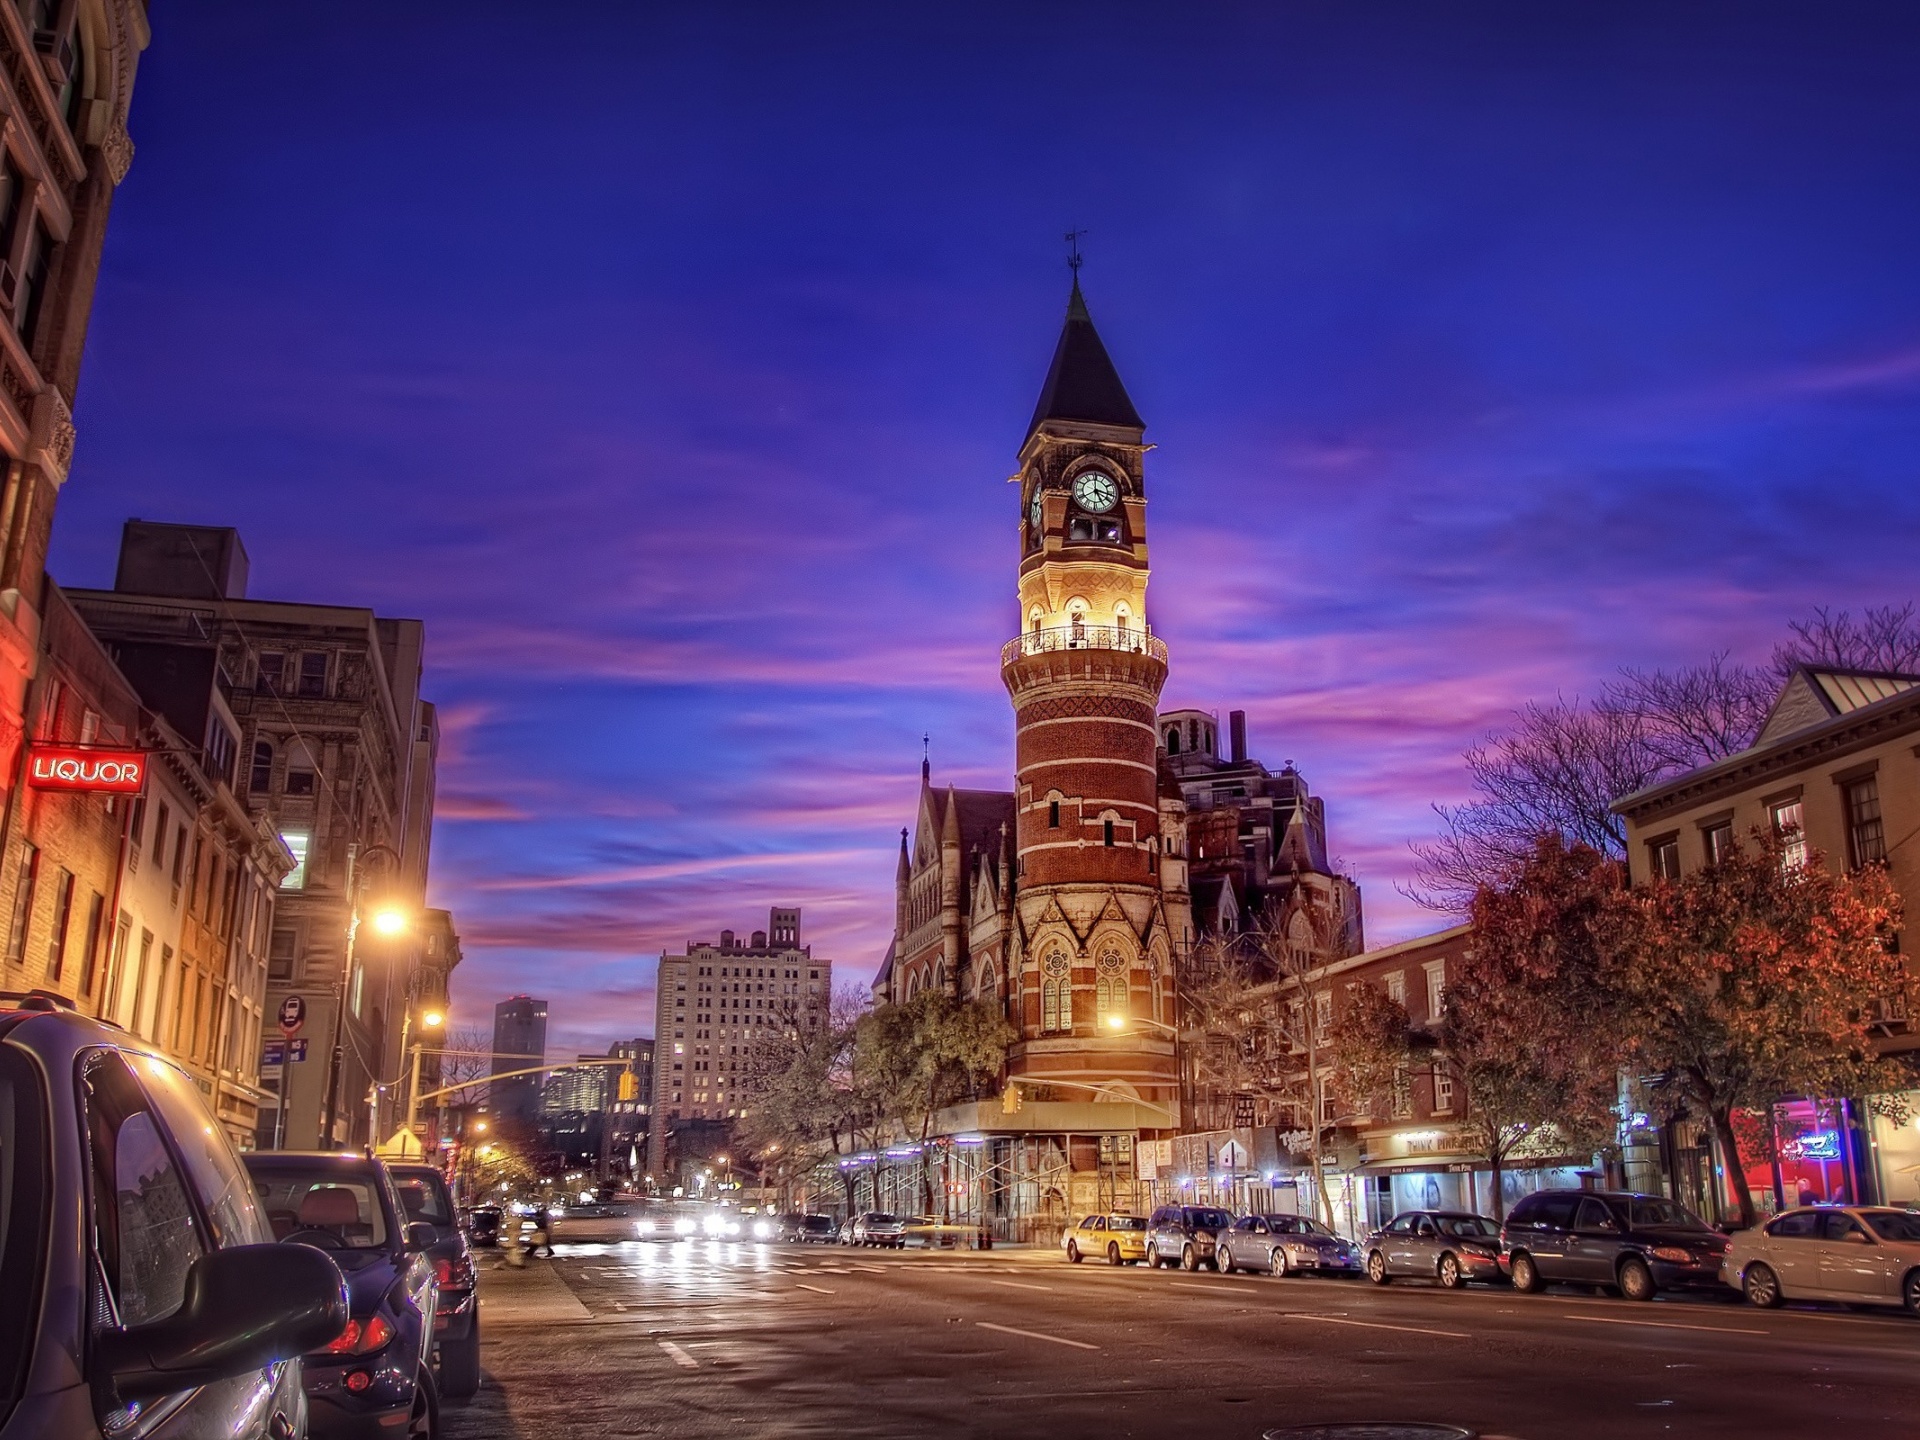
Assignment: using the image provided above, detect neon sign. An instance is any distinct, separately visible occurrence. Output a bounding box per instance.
[27,746,148,793]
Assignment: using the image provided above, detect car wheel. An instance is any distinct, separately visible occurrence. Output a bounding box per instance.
[439,1314,481,1399]
[1181,1244,1200,1272]
[1108,1242,1123,1267]
[1509,1251,1542,1294]
[1269,1247,1289,1278]
[1366,1250,1391,1285]
[1067,1240,1081,1263]
[1618,1256,1656,1303]
[1215,1246,1234,1274]
[1903,1270,1920,1314]
[409,1368,440,1440]
[1437,1252,1464,1290]
[1742,1262,1782,1309]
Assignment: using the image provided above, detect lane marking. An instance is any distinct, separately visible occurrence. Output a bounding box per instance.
[1167,1282,1233,1293]
[849,1264,886,1273]
[977,1321,1099,1351]
[658,1340,699,1369]
[795,1283,836,1295]
[1285,1313,1469,1340]
[1567,1314,1768,1337]
[990,1280,1056,1293]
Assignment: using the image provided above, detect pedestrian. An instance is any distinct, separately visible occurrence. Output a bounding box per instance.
[532,1205,554,1257]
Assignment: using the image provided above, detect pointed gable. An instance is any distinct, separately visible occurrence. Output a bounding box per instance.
[1755,665,1920,746]
[1026,280,1144,438]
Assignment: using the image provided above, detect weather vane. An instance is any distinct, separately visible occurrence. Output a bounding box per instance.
[1064,228,1087,276]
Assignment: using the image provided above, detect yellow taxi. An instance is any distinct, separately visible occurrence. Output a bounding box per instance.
[1063,1213,1150,1265]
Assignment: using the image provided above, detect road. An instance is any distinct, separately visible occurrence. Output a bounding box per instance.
[444,1219,1920,1439]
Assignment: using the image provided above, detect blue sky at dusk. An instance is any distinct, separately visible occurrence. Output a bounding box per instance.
[50,2,1920,1055]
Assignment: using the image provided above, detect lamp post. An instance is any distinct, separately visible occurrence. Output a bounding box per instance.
[319,841,407,1149]
[403,1004,446,1138]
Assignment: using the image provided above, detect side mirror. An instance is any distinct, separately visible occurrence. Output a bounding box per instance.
[97,1243,347,1404]
[406,1222,438,1251]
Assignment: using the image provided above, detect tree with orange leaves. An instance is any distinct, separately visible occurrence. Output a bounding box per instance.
[1615,829,1908,1227]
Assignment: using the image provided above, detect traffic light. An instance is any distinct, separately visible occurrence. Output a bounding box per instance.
[618,1071,639,1102]
[1001,1082,1023,1114]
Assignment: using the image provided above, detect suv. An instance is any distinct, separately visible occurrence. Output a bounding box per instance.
[1500,1189,1730,1301]
[0,994,347,1440]
[389,1164,479,1400]
[1145,1205,1235,1271]
[245,1152,442,1437]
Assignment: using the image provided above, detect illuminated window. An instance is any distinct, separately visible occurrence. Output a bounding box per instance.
[279,831,310,890]
[1095,952,1126,1026]
[1041,951,1070,1034]
[1769,800,1806,871]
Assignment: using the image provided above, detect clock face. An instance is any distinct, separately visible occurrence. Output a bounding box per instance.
[1071,471,1119,514]
[1030,491,1044,531]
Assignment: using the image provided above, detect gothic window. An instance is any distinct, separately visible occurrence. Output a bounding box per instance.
[1041,951,1070,1034]
[1165,727,1179,754]
[1095,951,1127,1027]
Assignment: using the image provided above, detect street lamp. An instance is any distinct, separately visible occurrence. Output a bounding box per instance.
[320,842,409,1149]
[404,1005,447,1134]
[1105,1013,1179,1035]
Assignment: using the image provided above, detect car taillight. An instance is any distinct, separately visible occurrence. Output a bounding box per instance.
[435,1255,474,1288]
[1649,1246,1695,1264]
[317,1314,395,1356]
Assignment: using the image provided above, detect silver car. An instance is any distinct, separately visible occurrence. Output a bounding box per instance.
[1362,1209,1505,1288]
[1722,1205,1920,1311]
[1215,1213,1362,1277]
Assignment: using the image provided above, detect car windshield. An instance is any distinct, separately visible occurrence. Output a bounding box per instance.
[392,1171,454,1227]
[1440,1216,1497,1238]
[1188,1208,1232,1228]
[246,1161,391,1249]
[1628,1197,1709,1229]
[1111,1217,1147,1231]
[1862,1210,1920,1243]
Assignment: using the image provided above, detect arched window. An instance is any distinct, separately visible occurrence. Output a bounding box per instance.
[1095,951,1127,1027]
[249,740,273,794]
[1041,951,1070,1033]
[1165,727,1179,754]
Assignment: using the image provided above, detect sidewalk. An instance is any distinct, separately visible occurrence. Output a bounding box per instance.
[473,1253,591,1326]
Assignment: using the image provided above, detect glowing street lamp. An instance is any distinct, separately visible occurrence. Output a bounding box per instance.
[1105,1013,1178,1036]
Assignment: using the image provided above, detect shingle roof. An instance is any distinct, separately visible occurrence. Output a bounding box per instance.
[930,787,1016,864]
[1026,280,1144,437]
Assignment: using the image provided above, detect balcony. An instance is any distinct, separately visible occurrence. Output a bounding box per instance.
[1001,624,1167,667]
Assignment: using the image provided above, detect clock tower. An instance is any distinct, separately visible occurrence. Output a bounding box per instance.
[1000,278,1187,1119]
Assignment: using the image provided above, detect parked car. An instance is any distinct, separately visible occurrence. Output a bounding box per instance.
[1144,1204,1236,1271]
[1063,1214,1149,1265]
[245,1151,442,1437]
[838,1216,858,1245]
[849,1212,907,1247]
[781,1214,839,1243]
[0,992,347,1440]
[1500,1190,1729,1301]
[1362,1210,1505,1288]
[1722,1205,1920,1311]
[389,1165,480,1400]
[1215,1213,1362,1277]
[460,1206,502,1248]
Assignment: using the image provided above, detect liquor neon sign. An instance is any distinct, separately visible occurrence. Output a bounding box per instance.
[27,746,148,793]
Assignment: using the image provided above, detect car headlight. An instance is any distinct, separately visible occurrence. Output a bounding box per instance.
[752,1221,773,1239]
[674,1218,696,1236]
[722,1220,741,1236]
[1649,1246,1694,1264]
[637,1219,657,1235]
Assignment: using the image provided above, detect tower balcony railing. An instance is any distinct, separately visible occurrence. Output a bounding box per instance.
[1001,624,1168,667]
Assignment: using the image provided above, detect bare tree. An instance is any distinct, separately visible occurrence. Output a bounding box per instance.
[431,1026,497,1110]
[1774,603,1920,677]
[1603,654,1776,775]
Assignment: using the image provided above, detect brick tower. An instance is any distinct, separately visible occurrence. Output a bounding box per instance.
[1000,278,1187,1118]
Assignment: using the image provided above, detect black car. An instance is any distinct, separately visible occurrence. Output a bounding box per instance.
[389,1165,479,1400]
[779,1213,838,1243]
[461,1206,503,1248]
[0,994,347,1440]
[1500,1189,1730,1301]
[1144,1204,1236,1271]
[245,1152,442,1438]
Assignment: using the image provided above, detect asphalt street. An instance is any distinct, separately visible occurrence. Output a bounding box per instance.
[442,1219,1920,1440]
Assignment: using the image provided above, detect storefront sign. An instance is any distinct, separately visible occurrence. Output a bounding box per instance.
[27,746,147,793]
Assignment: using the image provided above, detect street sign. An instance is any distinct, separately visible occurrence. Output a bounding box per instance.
[261,1039,308,1068]
[278,996,306,1037]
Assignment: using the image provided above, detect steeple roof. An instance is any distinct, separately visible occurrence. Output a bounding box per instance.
[1026,279,1144,438]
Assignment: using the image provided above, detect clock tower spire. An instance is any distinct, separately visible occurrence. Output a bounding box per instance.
[1000,279,1185,1121]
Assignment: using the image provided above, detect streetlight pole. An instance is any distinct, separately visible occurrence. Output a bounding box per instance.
[320,841,404,1150]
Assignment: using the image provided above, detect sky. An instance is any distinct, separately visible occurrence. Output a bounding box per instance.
[49,1,1920,1056]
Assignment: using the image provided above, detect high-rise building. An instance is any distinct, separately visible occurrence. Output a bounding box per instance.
[491,995,548,1124]
[647,909,829,1178]
[68,523,440,1151]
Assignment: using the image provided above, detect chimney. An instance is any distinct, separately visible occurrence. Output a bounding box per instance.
[1230,710,1247,764]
